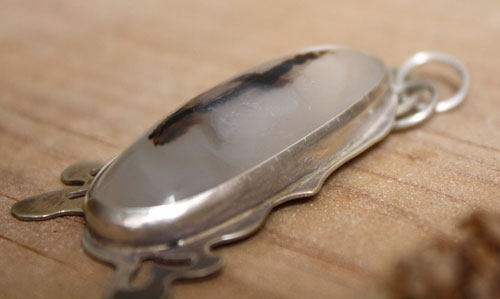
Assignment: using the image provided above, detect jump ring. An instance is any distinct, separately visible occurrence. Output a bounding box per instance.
[393,80,440,131]
[395,51,470,113]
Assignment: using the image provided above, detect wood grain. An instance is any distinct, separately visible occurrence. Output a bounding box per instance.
[0,0,499,298]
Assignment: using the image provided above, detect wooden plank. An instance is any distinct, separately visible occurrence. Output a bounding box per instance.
[0,0,499,298]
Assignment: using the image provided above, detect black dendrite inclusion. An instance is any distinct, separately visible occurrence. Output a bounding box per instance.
[148,51,328,146]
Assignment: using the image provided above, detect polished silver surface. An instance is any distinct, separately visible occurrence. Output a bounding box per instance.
[10,45,470,299]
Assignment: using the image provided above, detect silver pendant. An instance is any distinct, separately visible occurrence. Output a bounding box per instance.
[11,45,470,298]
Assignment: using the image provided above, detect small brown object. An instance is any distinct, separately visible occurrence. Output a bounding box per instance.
[389,212,500,299]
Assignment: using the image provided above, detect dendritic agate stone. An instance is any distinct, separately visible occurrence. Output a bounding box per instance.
[86,46,394,244]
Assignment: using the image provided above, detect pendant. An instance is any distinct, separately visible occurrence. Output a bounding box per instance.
[11,45,470,298]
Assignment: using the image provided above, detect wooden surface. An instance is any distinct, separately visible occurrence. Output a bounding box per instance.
[0,1,499,298]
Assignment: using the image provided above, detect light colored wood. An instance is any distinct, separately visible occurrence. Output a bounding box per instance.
[0,0,499,298]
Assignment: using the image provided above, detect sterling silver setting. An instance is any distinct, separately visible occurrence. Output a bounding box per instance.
[11,45,469,299]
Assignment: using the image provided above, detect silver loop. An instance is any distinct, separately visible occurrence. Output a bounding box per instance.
[395,51,470,113]
[393,80,440,131]
[396,89,419,117]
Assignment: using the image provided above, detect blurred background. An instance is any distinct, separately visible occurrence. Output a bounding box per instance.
[1,0,496,148]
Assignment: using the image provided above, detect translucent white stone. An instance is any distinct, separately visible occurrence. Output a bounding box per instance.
[89,47,386,208]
